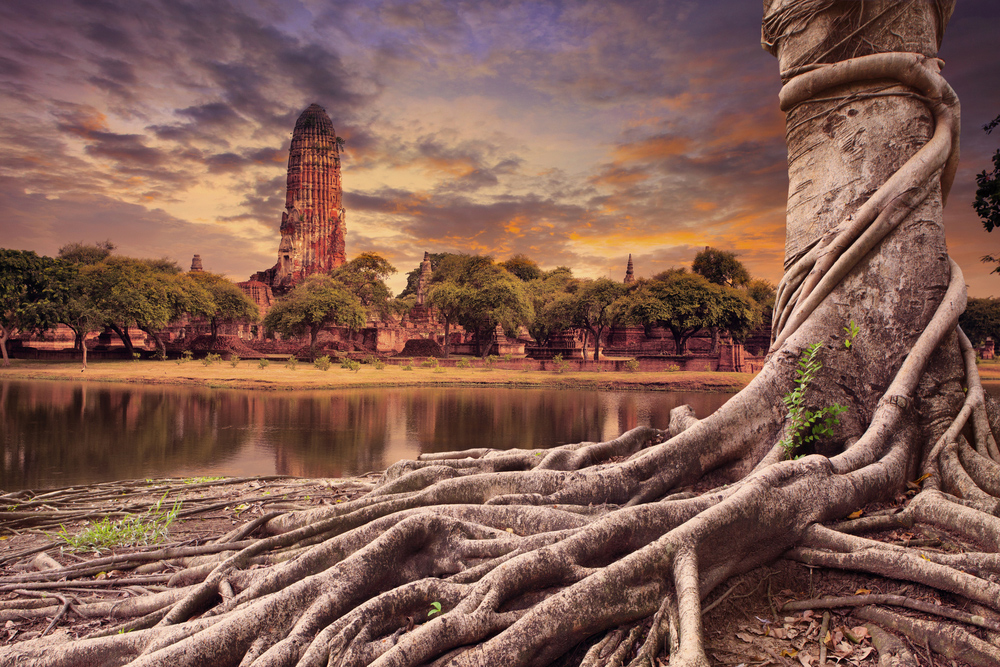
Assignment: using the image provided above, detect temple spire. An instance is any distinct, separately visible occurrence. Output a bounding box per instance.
[623,254,635,284]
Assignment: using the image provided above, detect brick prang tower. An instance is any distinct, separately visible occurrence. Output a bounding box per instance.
[253,103,346,293]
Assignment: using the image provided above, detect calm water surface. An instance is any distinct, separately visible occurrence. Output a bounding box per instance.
[1,380,732,490]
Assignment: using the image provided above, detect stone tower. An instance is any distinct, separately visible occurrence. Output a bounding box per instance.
[252,103,346,293]
[623,254,635,284]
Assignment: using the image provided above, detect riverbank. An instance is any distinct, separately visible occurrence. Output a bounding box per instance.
[0,359,755,392]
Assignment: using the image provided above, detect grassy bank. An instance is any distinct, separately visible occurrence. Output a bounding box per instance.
[0,358,754,392]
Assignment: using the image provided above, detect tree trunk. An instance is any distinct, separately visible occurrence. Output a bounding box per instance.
[9,4,997,667]
[139,326,166,359]
[0,326,12,367]
[209,319,219,351]
[442,319,451,358]
[108,323,135,357]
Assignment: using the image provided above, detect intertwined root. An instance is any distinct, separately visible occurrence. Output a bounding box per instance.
[2,327,999,667]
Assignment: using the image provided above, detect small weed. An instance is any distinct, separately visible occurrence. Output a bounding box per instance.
[778,342,848,458]
[341,359,361,372]
[402,363,414,371]
[229,354,240,368]
[258,358,270,369]
[314,355,332,371]
[57,494,180,553]
[624,359,640,372]
[843,320,860,349]
[428,601,442,617]
[456,358,471,369]
[285,356,298,370]
[183,476,223,484]
[374,359,385,370]
[203,353,222,366]
[420,358,439,369]
[665,363,680,372]
[551,354,569,373]
[132,352,141,361]
[153,349,166,361]
[502,353,512,362]
[483,355,499,371]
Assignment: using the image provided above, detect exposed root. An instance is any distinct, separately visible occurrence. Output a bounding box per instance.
[2,5,997,667]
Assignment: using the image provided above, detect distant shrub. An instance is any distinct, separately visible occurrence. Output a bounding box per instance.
[342,359,361,372]
[314,355,332,371]
[373,359,386,370]
[483,355,499,370]
[420,358,439,369]
[624,359,640,372]
[258,358,270,369]
[665,363,680,372]
[154,349,166,361]
[203,353,222,366]
[502,353,512,362]
[456,358,471,369]
[285,356,298,370]
[402,363,414,371]
[552,354,569,374]
[181,350,194,363]
[229,354,240,368]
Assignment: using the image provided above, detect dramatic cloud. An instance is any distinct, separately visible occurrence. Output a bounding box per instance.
[0,0,997,296]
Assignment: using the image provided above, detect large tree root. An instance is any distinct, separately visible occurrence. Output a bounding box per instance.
[3,4,996,667]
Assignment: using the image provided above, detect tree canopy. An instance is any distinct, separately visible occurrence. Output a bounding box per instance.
[0,249,64,366]
[329,252,397,322]
[262,274,365,351]
[691,246,751,288]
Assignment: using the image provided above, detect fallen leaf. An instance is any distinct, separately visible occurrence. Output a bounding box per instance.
[848,510,863,519]
[854,588,871,595]
[798,650,815,667]
[736,632,755,643]
[855,646,874,660]
[772,627,787,639]
[850,626,869,640]
[781,648,798,658]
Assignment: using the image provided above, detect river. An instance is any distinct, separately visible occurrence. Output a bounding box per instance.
[0,380,733,490]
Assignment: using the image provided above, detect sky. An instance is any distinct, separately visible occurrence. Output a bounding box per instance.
[1,0,998,296]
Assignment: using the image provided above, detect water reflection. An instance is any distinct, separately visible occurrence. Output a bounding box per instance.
[1,380,732,490]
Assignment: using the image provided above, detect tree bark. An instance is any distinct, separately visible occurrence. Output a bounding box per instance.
[5,4,992,667]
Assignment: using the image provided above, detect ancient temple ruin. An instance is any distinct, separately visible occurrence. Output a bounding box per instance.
[250,103,346,294]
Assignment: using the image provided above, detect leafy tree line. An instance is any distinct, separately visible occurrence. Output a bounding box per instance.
[417,248,774,359]
[2,242,773,366]
[0,243,259,367]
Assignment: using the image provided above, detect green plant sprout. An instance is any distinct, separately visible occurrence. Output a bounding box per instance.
[428,601,442,617]
[778,342,848,458]
[843,320,860,349]
[56,493,180,553]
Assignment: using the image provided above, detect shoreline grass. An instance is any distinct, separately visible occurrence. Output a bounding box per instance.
[0,358,755,393]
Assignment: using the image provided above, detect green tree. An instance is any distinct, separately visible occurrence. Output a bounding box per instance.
[54,263,108,369]
[84,258,175,357]
[57,240,116,265]
[691,247,751,288]
[630,270,718,355]
[959,297,1000,352]
[571,278,626,361]
[976,115,1000,270]
[500,254,544,282]
[188,272,259,350]
[262,274,365,354]
[426,281,469,358]
[526,267,577,347]
[429,255,533,357]
[0,249,63,366]
[329,252,396,321]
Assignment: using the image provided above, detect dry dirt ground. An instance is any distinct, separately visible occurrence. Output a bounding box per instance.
[1,476,994,666]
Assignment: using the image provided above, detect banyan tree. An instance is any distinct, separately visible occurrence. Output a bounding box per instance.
[4,1,999,665]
